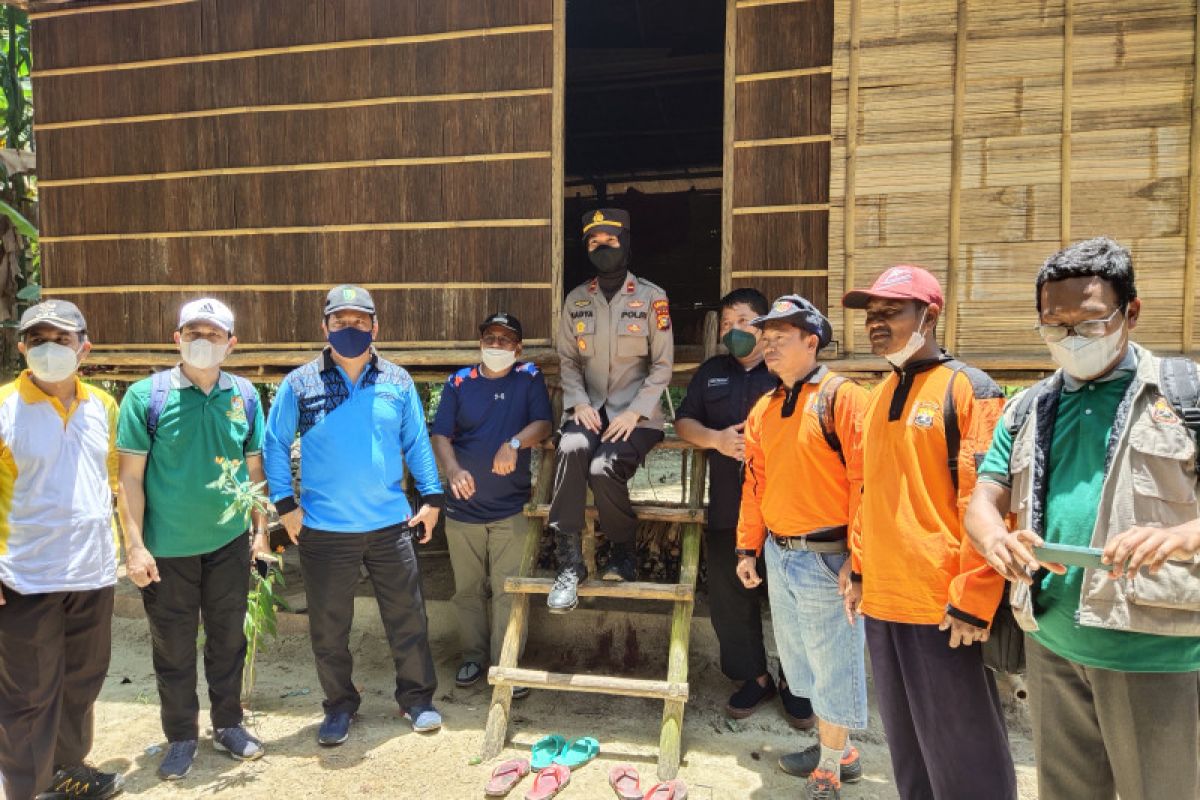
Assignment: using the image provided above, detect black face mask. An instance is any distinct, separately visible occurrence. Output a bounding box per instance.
[588,245,628,275]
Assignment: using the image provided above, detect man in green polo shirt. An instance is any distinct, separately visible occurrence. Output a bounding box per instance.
[116,299,269,782]
[966,237,1200,800]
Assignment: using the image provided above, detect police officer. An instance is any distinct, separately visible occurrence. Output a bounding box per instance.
[547,209,674,613]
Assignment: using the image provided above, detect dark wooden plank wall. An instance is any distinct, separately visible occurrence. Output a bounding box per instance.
[31,0,556,349]
[726,0,833,339]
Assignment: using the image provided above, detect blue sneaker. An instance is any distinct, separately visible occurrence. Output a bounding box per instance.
[213,726,264,761]
[317,711,353,746]
[157,740,197,781]
[403,705,442,733]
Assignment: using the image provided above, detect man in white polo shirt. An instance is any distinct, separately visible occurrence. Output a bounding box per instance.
[0,300,124,800]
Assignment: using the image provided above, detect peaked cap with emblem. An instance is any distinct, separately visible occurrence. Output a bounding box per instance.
[324,284,376,316]
[18,299,87,335]
[581,208,630,238]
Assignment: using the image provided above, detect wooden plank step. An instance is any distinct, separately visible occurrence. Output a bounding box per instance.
[489,666,690,701]
[524,504,704,523]
[504,576,694,601]
[536,436,695,451]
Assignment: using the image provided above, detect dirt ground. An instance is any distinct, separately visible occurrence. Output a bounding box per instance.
[88,550,1039,800]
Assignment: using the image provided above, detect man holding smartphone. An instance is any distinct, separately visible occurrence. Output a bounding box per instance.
[966,237,1200,800]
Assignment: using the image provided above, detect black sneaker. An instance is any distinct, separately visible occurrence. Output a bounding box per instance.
[455,661,483,687]
[779,743,862,783]
[725,674,777,719]
[779,677,817,730]
[601,545,636,582]
[40,765,124,799]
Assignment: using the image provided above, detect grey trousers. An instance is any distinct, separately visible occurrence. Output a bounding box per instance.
[1026,635,1200,800]
[445,513,527,665]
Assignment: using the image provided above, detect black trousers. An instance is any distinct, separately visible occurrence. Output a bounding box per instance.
[548,418,663,544]
[141,534,250,742]
[298,525,437,714]
[865,617,1017,800]
[704,527,768,681]
[0,585,113,800]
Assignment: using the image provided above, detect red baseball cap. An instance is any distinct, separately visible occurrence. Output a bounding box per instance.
[842,264,944,309]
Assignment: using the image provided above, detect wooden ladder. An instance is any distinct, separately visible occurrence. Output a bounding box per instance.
[480,436,707,780]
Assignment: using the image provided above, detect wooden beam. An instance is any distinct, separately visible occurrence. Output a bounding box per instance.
[525,504,705,524]
[736,0,820,7]
[731,269,828,278]
[1185,3,1200,354]
[503,577,693,602]
[535,436,700,451]
[34,88,552,132]
[735,65,832,83]
[945,0,968,352]
[39,218,551,244]
[732,203,830,215]
[38,151,551,188]
[733,134,832,149]
[30,0,192,18]
[31,23,553,78]
[41,282,553,295]
[842,0,862,354]
[488,667,689,702]
[1061,0,1073,247]
[551,0,566,348]
[720,0,737,299]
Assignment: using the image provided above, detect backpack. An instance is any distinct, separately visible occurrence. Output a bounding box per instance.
[814,375,851,465]
[941,358,1005,490]
[146,369,260,451]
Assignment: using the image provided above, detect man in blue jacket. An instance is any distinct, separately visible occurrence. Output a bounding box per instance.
[264,285,444,747]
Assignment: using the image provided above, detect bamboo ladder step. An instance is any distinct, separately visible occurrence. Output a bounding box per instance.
[489,667,690,701]
[524,504,705,524]
[504,576,694,602]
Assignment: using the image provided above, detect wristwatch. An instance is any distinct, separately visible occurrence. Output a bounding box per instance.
[508,437,522,451]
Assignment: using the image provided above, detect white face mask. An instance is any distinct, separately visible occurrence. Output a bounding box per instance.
[26,342,81,383]
[884,307,929,368]
[481,347,516,373]
[1046,325,1126,381]
[180,338,228,370]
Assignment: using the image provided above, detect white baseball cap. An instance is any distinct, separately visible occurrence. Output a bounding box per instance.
[178,298,235,332]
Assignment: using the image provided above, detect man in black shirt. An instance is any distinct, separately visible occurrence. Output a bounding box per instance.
[676,289,814,726]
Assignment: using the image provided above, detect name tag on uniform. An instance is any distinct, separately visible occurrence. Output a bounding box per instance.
[707,377,730,388]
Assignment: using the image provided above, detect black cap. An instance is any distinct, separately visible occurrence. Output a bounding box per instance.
[18,299,87,335]
[479,312,523,341]
[751,294,833,348]
[324,284,375,316]
[582,208,630,238]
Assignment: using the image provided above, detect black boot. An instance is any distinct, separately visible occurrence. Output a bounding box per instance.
[601,542,637,582]
[547,531,587,614]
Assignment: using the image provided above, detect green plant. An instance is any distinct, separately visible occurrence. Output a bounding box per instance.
[207,456,288,699]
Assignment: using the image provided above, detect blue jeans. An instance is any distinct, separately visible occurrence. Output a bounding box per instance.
[765,537,868,729]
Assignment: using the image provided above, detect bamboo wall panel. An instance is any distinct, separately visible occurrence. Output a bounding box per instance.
[831,0,1198,358]
[33,0,552,70]
[40,94,551,180]
[724,0,834,314]
[31,0,558,356]
[33,32,551,125]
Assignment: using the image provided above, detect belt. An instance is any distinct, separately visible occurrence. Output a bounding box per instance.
[769,526,849,554]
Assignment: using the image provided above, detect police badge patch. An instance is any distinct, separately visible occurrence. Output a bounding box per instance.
[910,400,939,429]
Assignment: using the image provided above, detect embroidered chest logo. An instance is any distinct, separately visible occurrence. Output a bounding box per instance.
[227,395,247,423]
[1151,397,1181,424]
[706,377,729,388]
[576,321,587,333]
[626,323,642,333]
[628,300,645,309]
[574,299,592,308]
[494,392,506,401]
[910,400,939,429]
[577,337,588,352]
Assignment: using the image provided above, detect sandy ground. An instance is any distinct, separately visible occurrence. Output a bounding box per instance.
[87,559,1039,800]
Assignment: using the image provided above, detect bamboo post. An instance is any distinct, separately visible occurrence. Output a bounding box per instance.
[1183,4,1200,354]
[720,0,737,298]
[842,0,862,353]
[1060,0,1073,247]
[944,0,968,352]
[550,0,566,344]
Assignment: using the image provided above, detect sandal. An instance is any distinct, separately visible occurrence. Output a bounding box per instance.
[643,779,688,800]
[485,758,530,797]
[552,736,599,769]
[530,733,566,772]
[608,764,642,800]
[524,763,570,800]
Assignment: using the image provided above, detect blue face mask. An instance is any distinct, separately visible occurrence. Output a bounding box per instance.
[328,327,373,358]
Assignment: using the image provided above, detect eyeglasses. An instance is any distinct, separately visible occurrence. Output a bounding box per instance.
[481,334,518,348]
[1034,308,1125,343]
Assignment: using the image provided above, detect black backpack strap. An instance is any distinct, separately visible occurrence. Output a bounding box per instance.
[145,369,173,442]
[1157,357,1200,468]
[942,359,1004,491]
[815,375,850,466]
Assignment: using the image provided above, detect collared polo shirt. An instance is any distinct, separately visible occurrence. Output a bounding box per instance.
[117,366,265,558]
[0,371,119,593]
[677,355,779,531]
[981,357,1200,672]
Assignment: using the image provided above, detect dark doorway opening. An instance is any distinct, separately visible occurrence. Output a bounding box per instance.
[564,0,726,344]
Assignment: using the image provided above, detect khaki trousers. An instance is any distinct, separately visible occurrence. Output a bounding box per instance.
[446,513,528,665]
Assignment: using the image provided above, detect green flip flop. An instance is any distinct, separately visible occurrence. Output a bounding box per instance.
[552,736,599,769]
[530,733,567,772]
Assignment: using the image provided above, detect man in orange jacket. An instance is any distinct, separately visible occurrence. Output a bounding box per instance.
[841,266,1015,800]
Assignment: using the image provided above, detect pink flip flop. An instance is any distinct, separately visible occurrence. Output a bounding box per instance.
[486,758,531,797]
[643,779,688,800]
[524,763,571,800]
[609,764,641,800]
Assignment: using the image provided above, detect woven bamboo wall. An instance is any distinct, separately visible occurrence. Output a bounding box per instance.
[30,0,562,360]
[829,0,1200,360]
[722,0,833,325]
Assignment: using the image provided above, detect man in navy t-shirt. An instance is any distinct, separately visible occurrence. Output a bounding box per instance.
[431,313,553,693]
